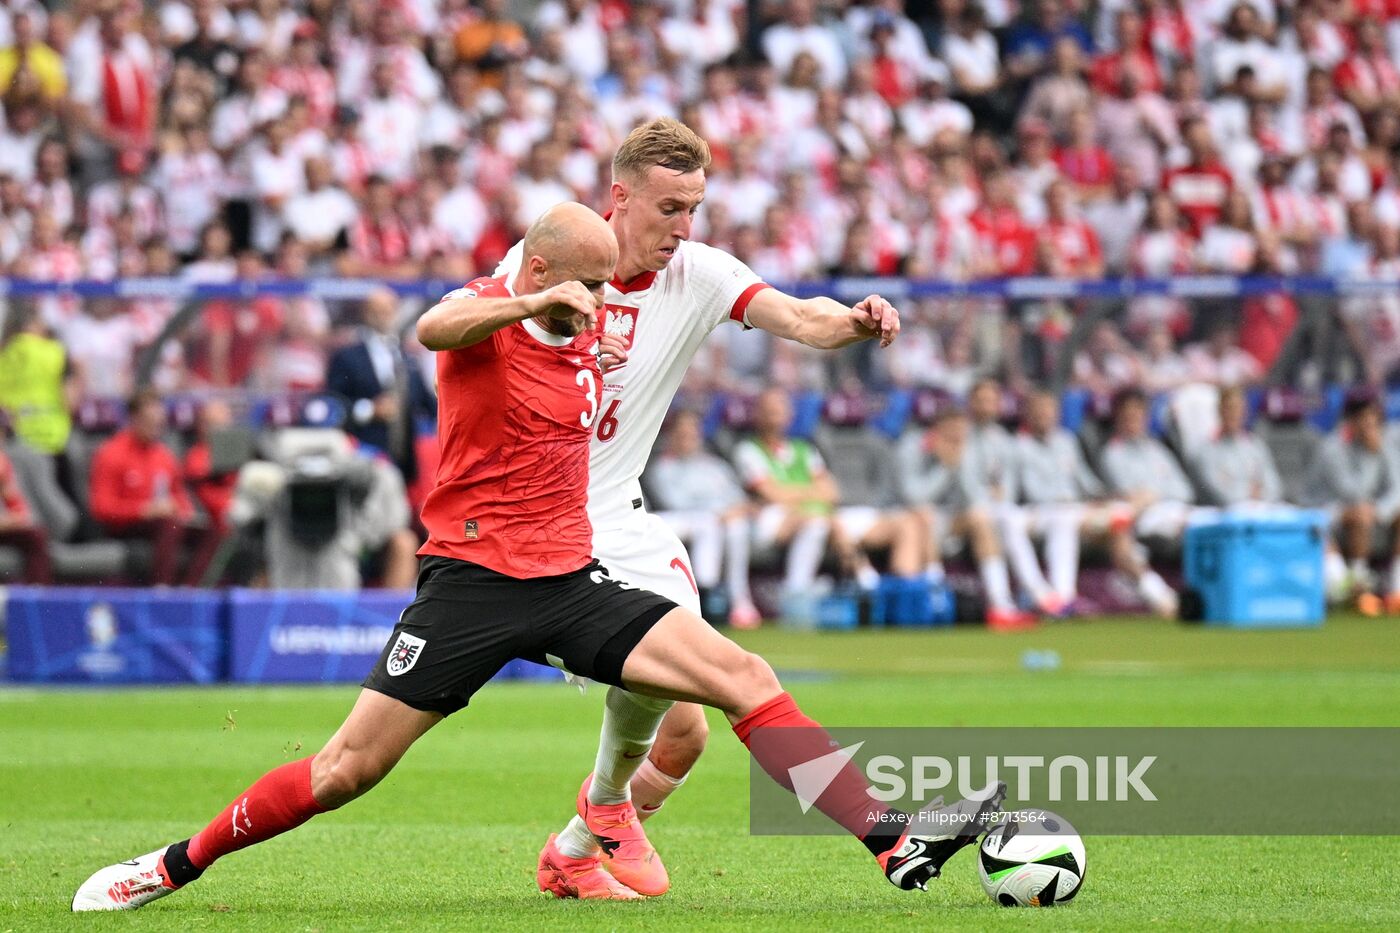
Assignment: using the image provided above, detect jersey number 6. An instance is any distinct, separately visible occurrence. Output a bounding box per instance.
[595,399,621,442]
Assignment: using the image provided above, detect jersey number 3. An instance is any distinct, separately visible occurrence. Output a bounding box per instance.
[576,370,620,441]
[576,369,598,428]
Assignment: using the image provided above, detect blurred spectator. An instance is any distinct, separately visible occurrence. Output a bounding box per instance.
[1056,107,1115,202]
[1193,385,1281,507]
[895,406,1033,627]
[1301,395,1400,609]
[762,0,846,89]
[1003,0,1093,87]
[345,175,415,278]
[182,398,239,535]
[1138,324,1191,393]
[193,249,283,388]
[1097,388,1189,615]
[1084,163,1147,274]
[734,389,915,595]
[283,155,357,259]
[1073,318,1140,396]
[1184,319,1262,387]
[327,287,435,485]
[1020,37,1092,135]
[1163,116,1232,236]
[0,443,51,584]
[1012,388,1142,612]
[454,0,528,86]
[942,4,1005,130]
[62,296,143,398]
[648,410,758,628]
[1128,190,1195,334]
[1196,189,1258,274]
[0,301,74,458]
[88,389,217,586]
[0,9,66,101]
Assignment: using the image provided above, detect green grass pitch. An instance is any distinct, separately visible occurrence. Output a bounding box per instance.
[3,615,1399,931]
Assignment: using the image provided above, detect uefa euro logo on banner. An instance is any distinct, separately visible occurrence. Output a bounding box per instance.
[77,603,125,677]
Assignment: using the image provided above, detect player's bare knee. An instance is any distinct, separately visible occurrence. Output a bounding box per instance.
[729,651,782,711]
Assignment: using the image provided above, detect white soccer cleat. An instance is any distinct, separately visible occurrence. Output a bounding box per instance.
[71,846,179,912]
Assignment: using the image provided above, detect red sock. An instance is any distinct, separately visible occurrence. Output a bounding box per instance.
[733,693,891,843]
[187,756,327,870]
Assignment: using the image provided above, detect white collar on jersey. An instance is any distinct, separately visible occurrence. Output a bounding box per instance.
[507,271,574,347]
[522,316,574,347]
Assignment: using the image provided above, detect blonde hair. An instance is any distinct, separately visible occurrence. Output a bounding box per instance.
[613,118,711,182]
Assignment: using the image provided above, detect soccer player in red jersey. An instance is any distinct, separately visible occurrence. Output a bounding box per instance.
[72,202,1002,911]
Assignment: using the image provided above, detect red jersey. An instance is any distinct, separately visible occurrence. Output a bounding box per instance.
[970,207,1038,276]
[1162,162,1232,235]
[418,276,603,578]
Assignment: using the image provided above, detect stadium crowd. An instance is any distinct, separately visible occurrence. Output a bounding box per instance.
[4,0,1400,617]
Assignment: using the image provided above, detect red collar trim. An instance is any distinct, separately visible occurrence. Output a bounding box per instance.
[611,269,657,293]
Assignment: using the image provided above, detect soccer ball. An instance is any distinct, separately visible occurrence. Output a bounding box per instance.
[977,810,1086,907]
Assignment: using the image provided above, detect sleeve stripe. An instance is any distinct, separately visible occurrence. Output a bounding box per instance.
[729,282,772,324]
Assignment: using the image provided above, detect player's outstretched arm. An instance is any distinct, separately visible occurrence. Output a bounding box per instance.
[744,288,901,351]
[417,281,598,351]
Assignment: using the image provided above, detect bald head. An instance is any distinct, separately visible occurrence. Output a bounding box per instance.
[523,202,617,274]
[513,202,618,337]
[517,202,617,298]
[364,286,399,335]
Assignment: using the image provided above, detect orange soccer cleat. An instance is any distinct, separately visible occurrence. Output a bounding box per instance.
[576,774,671,896]
[536,834,642,900]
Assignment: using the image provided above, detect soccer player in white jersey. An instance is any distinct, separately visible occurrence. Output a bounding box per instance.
[494,118,903,899]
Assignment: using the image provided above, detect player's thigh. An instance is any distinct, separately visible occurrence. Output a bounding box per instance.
[619,607,779,716]
[753,503,807,548]
[528,558,679,689]
[1135,501,1191,539]
[597,512,703,613]
[362,556,529,718]
[836,505,884,545]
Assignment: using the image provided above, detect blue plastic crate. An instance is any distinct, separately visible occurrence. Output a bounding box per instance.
[878,576,955,627]
[1184,511,1326,627]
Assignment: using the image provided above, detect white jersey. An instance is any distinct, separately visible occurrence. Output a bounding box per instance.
[496,238,769,517]
[495,238,768,613]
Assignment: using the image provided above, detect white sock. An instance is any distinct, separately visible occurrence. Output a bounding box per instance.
[589,687,673,805]
[925,561,945,583]
[1324,550,1348,598]
[786,517,829,590]
[1046,507,1082,600]
[1138,570,1177,614]
[725,516,753,606]
[1350,558,1370,578]
[855,562,880,590]
[1388,557,1400,594]
[556,688,675,859]
[980,555,1015,610]
[690,515,723,588]
[556,815,599,858]
[631,758,687,822]
[1000,509,1051,602]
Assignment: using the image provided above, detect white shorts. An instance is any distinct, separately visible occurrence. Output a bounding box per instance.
[593,506,702,615]
[1136,501,1213,539]
[754,504,884,548]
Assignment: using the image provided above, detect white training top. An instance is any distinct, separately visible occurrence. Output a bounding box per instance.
[496,237,769,518]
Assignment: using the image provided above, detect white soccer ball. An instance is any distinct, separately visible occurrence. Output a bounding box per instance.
[977,809,1086,907]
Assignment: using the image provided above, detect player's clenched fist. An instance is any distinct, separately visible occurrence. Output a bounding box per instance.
[851,295,901,348]
[529,280,602,333]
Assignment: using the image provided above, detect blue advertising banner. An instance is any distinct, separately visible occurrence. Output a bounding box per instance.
[227,589,408,684]
[2,587,225,684]
[226,589,565,684]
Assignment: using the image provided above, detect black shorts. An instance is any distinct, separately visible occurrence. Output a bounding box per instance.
[363,555,677,716]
